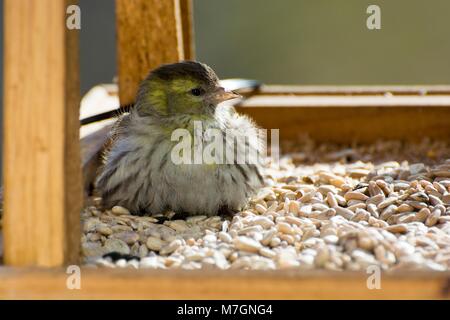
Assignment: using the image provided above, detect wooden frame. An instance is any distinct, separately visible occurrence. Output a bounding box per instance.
[1,0,450,299]
[3,0,82,267]
[235,86,450,143]
[1,269,449,299]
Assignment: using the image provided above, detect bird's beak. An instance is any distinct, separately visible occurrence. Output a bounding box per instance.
[211,87,242,104]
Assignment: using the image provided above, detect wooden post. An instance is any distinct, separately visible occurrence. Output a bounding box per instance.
[3,0,82,266]
[180,0,195,60]
[116,0,194,106]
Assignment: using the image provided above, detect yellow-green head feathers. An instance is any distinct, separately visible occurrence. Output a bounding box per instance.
[135,61,240,118]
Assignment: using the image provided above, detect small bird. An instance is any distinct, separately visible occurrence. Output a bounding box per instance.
[96,61,264,216]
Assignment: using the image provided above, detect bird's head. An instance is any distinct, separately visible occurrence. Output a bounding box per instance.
[135,61,241,118]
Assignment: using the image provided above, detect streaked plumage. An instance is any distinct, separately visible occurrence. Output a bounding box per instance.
[96,61,264,216]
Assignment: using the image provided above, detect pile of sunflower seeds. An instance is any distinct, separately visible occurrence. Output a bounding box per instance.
[83,139,450,271]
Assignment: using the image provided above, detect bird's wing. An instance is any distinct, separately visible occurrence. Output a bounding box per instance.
[102,113,131,163]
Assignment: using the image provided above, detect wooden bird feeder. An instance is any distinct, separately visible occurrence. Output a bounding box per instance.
[1,0,450,299]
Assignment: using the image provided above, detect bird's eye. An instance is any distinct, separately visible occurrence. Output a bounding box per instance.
[190,88,203,96]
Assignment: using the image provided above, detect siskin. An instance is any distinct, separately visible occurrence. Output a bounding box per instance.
[96,61,264,216]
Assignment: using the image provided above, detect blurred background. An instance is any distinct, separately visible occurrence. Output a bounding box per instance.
[87,0,450,90]
[3,0,450,100]
[2,0,450,174]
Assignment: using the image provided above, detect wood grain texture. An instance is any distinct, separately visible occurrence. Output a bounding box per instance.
[116,0,189,106]
[259,85,450,96]
[0,232,3,264]
[0,267,448,299]
[236,95,450,143]
[180,0,195,60]
[3,0,82,267]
